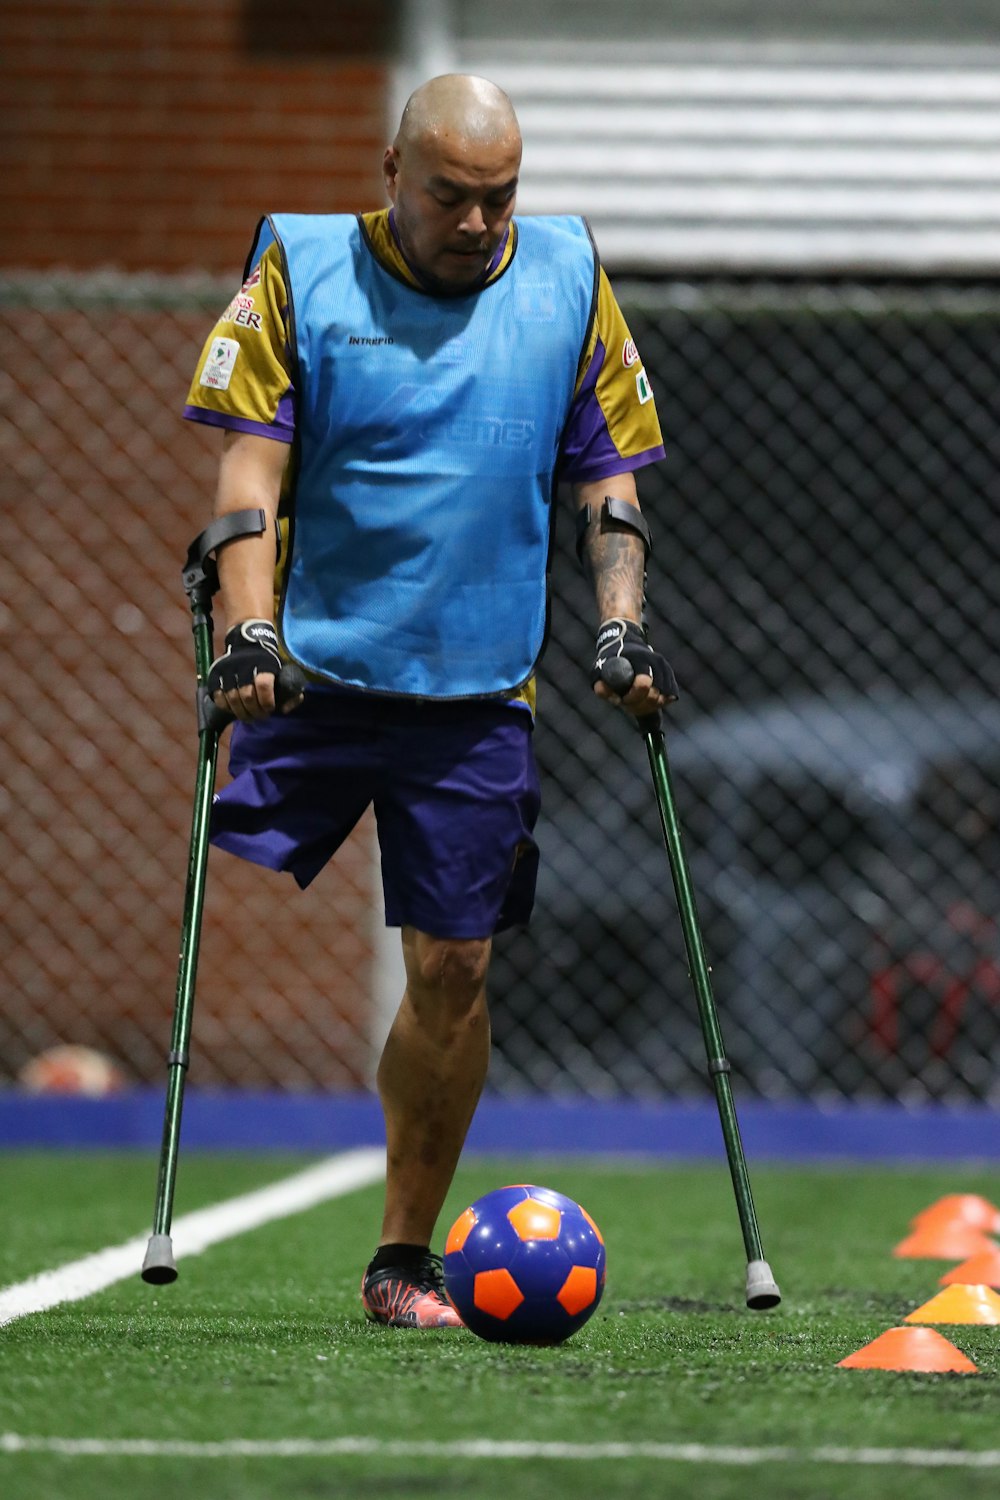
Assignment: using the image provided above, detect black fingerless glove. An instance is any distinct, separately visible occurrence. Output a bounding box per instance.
[591,618,679,700]
[207,619,282,696]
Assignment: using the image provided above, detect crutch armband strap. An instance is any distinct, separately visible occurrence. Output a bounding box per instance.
[576,496,653,564]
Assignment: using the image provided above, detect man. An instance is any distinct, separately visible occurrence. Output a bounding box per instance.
[183,75,676,1328]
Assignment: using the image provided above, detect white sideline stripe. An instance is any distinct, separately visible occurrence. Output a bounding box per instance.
[3,1436,1000,1468]
[0,1148,385,1328]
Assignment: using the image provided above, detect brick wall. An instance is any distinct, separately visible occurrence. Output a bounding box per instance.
[0,1,397,1087]
[1,0,394,272]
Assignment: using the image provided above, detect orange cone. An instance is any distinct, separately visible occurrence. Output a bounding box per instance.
[912,1195,1000,1234]
[837,1326,978,1373]
[893,1223,996,1259]
[905,1284,1000,1325]
[940,1247,1000,1288]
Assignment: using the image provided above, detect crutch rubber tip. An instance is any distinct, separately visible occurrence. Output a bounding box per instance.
[746,1258,781,1310]
[141,1234,178,1284]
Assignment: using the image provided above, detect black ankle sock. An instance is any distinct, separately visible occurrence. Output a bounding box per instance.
[368,1242,430,1273]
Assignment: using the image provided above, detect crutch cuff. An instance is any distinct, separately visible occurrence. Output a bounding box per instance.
[576,496,653,563]
[182,507,279,598]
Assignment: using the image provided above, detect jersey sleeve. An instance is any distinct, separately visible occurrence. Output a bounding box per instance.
[559,266,665,483]
[182,242,295,443]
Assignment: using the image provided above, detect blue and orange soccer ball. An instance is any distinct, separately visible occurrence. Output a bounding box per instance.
[443,1184,606,1344]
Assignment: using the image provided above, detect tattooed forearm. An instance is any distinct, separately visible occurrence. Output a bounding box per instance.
[582,526,646,624]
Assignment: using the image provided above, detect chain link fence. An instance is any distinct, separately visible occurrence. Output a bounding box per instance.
[3,271,999,1103]
[0,273,378,1091]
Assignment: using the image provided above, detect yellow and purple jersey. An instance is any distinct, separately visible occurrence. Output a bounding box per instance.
[183,208,665,481]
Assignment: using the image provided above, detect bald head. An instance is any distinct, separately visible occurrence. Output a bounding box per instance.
[383,75,522,294]
[395,75,521,155]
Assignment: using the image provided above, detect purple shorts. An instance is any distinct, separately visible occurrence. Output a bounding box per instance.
[211,689,541,939]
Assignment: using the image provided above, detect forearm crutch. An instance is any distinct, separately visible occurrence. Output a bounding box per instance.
[141,509,304,1284]
[600,658,781,1309]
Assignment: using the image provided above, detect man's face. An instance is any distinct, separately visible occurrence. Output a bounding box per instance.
[383,129,521,293]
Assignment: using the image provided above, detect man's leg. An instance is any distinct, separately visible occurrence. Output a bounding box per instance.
[360,926,491,1327]
[378,927,491,1245]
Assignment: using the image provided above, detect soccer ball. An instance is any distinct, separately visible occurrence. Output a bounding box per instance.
[443,1184,606,1344]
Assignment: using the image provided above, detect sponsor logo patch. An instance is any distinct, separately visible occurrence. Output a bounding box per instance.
[433,416,536,448]
[242,269,261,289]
[200,337,240,391]
[221,292,262,332]
[635,369,652,405]
[233,306,262,332]
[622,338,639,368]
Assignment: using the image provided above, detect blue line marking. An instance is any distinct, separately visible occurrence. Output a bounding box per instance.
[1,1090,998,1160]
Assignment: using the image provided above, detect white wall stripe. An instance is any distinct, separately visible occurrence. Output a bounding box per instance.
[2,1436,1000,1467]
[486,66,1000,103]
[452,43,1000,269]
[517,108,1000,142]
[0,1148,385,1328]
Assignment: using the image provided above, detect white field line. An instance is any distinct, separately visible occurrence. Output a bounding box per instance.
[0,1148,385,1328]
[2,1437,1000,1468]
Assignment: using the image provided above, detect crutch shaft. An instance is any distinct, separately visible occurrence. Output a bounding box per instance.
[636,715,780,1309]
[149,702,219,1239]
[643,723,766,1263]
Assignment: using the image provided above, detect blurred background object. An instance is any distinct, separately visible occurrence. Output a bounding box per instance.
[2,0,999,1103]
[18,1044,128,1097]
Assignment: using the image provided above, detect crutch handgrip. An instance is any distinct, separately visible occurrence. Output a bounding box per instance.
[595,655,663,732]
[199,661,308,734]
[597,656,636,698]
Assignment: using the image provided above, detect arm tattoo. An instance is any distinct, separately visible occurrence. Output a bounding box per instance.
[582,528,646,624]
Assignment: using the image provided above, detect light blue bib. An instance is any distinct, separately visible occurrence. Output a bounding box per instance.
[249,213,597,698]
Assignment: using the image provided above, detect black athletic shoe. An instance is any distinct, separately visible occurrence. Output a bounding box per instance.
[360,1251,463,1328]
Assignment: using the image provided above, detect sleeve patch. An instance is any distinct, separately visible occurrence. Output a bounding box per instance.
[199,337,240,391]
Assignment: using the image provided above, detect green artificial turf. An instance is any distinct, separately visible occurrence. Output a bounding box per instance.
[2,1152,1000,1500]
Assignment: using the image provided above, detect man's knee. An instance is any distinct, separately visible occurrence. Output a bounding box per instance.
[406,932,492,1011]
